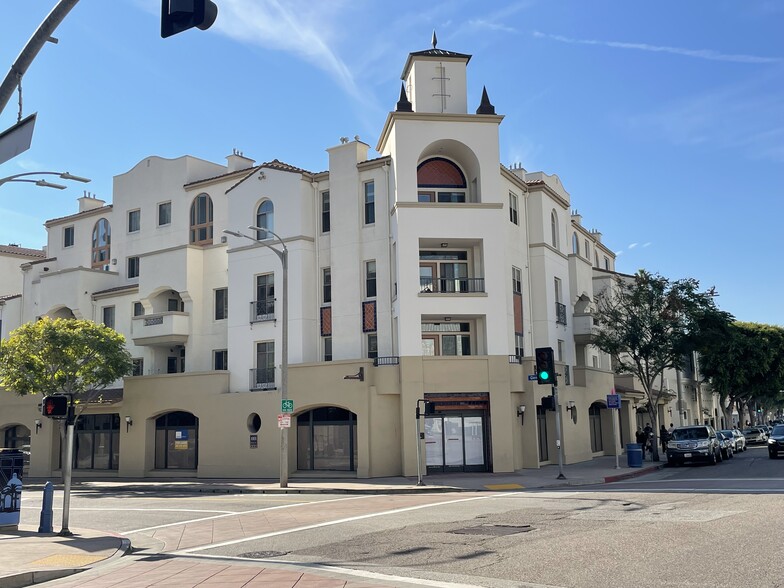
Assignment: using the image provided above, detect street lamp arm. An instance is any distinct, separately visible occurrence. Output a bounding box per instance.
[0,171,91,187]
[223,228,285,263]
[248,225,288,253]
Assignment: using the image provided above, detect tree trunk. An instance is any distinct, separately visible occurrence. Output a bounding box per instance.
[647,406,660,462]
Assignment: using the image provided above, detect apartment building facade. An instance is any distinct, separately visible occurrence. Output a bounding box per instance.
[1,41,650,480]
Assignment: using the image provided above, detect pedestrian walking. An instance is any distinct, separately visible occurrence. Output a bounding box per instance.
[660,425,669,453]
[644,423,654,456]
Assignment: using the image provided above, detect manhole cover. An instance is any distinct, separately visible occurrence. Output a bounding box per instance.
[452,524,533,536]
[238,550,289,558]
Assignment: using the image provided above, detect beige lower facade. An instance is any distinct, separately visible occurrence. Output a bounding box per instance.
[1,355,629,480]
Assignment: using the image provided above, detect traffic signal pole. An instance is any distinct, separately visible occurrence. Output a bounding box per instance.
[59,420,74,536]
[553,384,566,480]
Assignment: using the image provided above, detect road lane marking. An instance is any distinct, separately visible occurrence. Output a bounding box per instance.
[120,494,369,534]
[175,493,515,554]
[22,507,236,513]
[181,553,563,588]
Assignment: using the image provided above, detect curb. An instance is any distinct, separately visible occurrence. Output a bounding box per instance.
[604,463,666,483]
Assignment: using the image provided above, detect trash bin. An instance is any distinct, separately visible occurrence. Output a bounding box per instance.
[0,449,24,487]
[626,443,643,468]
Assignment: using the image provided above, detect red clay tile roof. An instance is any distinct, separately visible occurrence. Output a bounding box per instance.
[0,244,46,258]
[183,166,258,188]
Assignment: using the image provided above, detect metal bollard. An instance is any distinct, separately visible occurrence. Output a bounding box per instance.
[38,481,54,533]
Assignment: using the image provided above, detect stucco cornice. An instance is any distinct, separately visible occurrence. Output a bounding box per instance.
[500,166,529,193]
[45,205,113,228]
[376,111,504,153]
[529,241,569,261]
[526,182,570,210]
[392,202,503,214]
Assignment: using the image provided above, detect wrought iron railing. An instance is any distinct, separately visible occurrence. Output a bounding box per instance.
[249,367,276,390]
[419,277,485,294]
[508,354,523,364]
[373,356,399,366]
[555,302,567,325]
[250,300,275,323]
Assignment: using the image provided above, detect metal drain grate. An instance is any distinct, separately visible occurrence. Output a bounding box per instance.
[452,524,533,536]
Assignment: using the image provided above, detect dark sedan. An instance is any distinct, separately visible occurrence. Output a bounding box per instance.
[768,425,784,458]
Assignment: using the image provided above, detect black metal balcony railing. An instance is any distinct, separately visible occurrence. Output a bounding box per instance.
[555,302,567,325]
[373,356,400,367]
[249,367,276,390]
[419,277,485,294]
[250,300,275,323]
[508,354,523,364]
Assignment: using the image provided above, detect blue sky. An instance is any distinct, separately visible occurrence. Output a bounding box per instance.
[1,0,782,325]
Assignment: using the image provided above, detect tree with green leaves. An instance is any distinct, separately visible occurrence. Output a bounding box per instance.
[0,316,132,406]
[593,270,732,461]
[698,322,784,427]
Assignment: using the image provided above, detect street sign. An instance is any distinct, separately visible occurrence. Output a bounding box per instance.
[281,399,294,413]
[528,374,538,381]
[277,414,291,428]
[607,394,621,409]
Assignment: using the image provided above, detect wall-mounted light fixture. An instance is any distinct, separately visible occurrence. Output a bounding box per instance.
[667,407,673,416]
[343,367,364,382]
[125,416,133,432]
[35,419,42,434]
[516,405,526,425]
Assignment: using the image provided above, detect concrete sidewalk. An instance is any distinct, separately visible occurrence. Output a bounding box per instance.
[1,456,665,587]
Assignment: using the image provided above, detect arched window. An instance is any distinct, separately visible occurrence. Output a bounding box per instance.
[417,158,467,203]
[190,193,213,245]
[91,218,111,270]
[255,200,274,239]
[572,233,579,254]
[584,239,590,259]
[550,210,559,249]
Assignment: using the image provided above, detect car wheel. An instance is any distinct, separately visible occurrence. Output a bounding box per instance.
[709,450,718,465]
[717,449,723,462]
[769,451,776,459]
[667,458,677,467]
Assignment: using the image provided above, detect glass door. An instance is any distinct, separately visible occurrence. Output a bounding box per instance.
[425,413,488,472]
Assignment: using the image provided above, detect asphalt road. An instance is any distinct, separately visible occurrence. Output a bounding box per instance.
[20,445,784,588]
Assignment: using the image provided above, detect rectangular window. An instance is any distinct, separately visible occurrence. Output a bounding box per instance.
[515,334,525,358]
[133,302,144,316]
[557,339,564,362]
[509,192,519,225]
[584,239,590,259]
[323,336,332,362]
[321,190,330,233]
[214,349,228,370]
[168,298,183,312]
[132,358,144,376]
[421,322,472,356]
[102,306,115,329]
[63,226,74,248]
[604,256,610,270]
[215,288,228,320]
[512,266,522,293]
[255,341,275,388]
[364,181,375,224]
[158,202,171,226]
[128,209,140,233]
[365,260,377,298]
[127,256,140,279]
[322,267,331,303]
[254,274,275,320]
[367,334,378,359]
[554,277,562,304]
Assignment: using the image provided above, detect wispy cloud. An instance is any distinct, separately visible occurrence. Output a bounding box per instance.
[628,243,638,249]
[208,0,363,102]
[532,31,782,64]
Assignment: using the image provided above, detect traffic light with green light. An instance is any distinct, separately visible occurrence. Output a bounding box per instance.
[535,347,556,385]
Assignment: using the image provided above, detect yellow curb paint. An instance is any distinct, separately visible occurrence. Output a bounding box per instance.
[29,554,106,567]
[484,483,524,490]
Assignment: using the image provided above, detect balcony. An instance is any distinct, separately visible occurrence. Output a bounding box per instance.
[249,367,276,391]
[131,312,190,346]
[250,300,275,323]
[573,314,594,344]
[419,277,485,294]
[555,302,567,325]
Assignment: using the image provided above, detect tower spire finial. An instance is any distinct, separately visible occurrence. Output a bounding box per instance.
[432,30,437,49]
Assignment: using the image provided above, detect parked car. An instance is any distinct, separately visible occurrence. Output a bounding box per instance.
[767,425,784,459]
[666,425,721,466]
[717,432,734,460]
[731,429,747,452]
[742,427,768,444]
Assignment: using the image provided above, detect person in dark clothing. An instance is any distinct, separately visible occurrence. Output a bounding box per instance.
[644,423,654,456]
[636,427,647,459]
[660,425,669,453]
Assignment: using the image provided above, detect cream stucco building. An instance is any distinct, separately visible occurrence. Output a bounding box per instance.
[1,41,683,481]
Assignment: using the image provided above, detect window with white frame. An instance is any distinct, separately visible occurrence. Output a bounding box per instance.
[127,256,140,279]
[512,266,522,293]
[128,209,140,233]
[213,349,228,370]
[550,210,559,249]
[365,260,377,298]
[323,336,332,361]
[158,202,171,226]
[367,334,378,359]
[63,226,74,248]
[572,233,578,254]
[133,302,144,316]
[322,267,331,303]
[255,200,274,239]
[102,306,115,329]
[509,192,519,225]
[254,274,275,321]
[557,339,564,361]
[254,341,275,389]
[189,193,213,245]
[321,190,330,233]
[215,288,228,320]
[91,218,111,271]
[584,239,590,259]
[364,181,375,224]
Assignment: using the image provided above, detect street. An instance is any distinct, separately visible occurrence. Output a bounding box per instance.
[18,446,784,588]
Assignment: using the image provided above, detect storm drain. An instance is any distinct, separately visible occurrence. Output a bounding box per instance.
[237,550,289,559]
[451,524,534,536]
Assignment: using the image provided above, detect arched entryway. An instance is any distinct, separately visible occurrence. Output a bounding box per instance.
[154,411,198,470]
[296,407,357,471]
